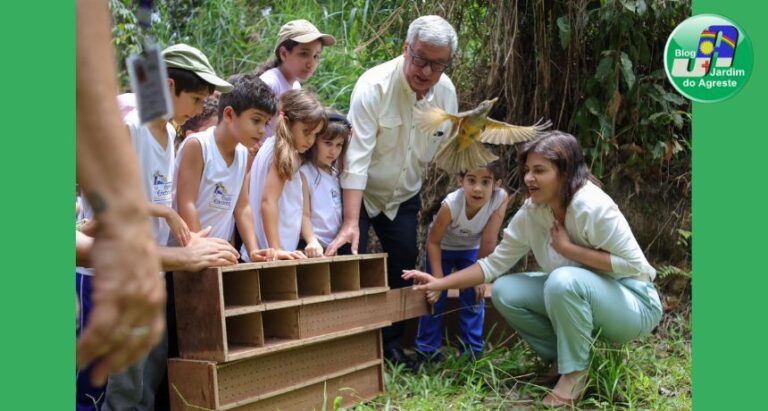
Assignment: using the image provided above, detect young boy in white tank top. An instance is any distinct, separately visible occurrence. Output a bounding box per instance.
[174,73,277,263]
[415,161,509,362]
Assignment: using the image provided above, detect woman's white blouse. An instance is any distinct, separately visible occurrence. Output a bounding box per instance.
[478,181,656,283]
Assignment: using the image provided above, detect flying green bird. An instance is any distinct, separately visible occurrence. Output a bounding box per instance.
[414,97,551,173]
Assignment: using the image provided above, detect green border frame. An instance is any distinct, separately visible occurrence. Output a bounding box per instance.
[1,1,75,408]
[693,1,766,410]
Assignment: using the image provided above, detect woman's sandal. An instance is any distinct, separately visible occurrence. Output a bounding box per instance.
[533,362,561,386]
[541,373,588,408]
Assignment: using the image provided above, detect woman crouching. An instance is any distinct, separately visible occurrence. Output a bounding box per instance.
[403,130,663,407]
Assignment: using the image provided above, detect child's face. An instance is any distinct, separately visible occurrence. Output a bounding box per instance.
[289,120,323,154]
[315,136,345,170]
[172,89,210,126]
[229,108,273,149]
[459,167,499,210]
[280,40,323,82]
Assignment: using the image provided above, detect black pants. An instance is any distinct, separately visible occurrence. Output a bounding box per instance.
[358,193,420,350]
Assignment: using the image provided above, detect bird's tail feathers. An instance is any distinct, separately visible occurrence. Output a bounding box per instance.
[413,104,454,137]
[434,138,499,174]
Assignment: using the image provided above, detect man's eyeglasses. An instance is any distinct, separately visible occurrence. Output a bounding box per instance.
[408,45,451,73]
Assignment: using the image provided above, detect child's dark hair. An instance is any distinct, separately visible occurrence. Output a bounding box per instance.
[255,39,300,76]
[459,160,504,181]
[217,73,278,120]
[181,95,219,136]
[304,109,351,183]
[168,68,216,96]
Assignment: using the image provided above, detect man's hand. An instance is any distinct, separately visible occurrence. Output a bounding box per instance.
[325,222,359,256]
[76,213,165,386]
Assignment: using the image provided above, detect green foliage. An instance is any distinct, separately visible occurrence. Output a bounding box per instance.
[352,309,690,409]
[571,0,691,179]
[109,0,692,269]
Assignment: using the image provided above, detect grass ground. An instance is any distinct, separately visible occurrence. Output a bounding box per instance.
[351,306,690,410]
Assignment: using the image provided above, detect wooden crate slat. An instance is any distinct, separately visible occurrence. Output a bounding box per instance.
[222,270,260,307]
[296,263,331,297]
[359,256,387,288]
[173,268,227,362]
[224,322,388,361]
[259,266,298,302]
[169,330,384,410]
[224,364,383,411]
[299,294,389,338]
[384,286,430,323]
[167,359,218,410]
[217,331,381,407]
[329,260,360,292]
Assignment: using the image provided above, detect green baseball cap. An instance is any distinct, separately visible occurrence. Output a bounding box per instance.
[162,44,233,93]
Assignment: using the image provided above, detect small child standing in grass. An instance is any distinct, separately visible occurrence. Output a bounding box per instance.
[299,109,351,254]
[415,161,508,361]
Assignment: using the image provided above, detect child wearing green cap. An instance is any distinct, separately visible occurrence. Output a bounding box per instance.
[255,19,336,143]
[75,43,233,411]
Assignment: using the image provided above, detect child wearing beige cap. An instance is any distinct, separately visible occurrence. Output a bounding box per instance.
[256,19,335,142]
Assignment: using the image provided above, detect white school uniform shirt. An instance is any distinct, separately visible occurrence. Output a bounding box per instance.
[243,136,303,259]
[300,163,343,247]
[478,181,656,283]
[259,67,301,142]
[438,188,508,251]
[341,55,458,220]
[76,111,175,276]
[172,127,247,245]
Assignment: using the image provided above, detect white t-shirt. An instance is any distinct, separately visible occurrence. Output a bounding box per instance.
[259,67,301,142]
[76,112,175,276]
[478,181,657,283]
[300,163,342,247]
[243,137,303,259]
[172,127,247,244]
[438,188,507,250]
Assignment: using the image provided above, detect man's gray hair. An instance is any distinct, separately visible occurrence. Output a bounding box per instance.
[406,15,458,58]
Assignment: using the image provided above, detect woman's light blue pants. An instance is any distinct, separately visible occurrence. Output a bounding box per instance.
[491,266,663,374]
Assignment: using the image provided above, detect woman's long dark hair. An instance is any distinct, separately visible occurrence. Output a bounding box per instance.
[517,131,601,208]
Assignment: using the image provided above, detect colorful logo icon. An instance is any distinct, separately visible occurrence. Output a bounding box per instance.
[664,14,752,103]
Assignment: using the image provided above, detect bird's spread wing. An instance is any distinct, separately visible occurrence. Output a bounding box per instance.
[434,137,499,174]
[478,118,553,145]
[413,104,459,138]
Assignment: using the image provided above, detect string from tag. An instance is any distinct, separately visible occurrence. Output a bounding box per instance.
[136,0,156,52]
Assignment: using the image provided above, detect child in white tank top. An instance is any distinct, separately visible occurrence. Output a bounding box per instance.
[415,161,509,360]
[299,109,351,251]
[175,74,278,262]
[246,89,327,260]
